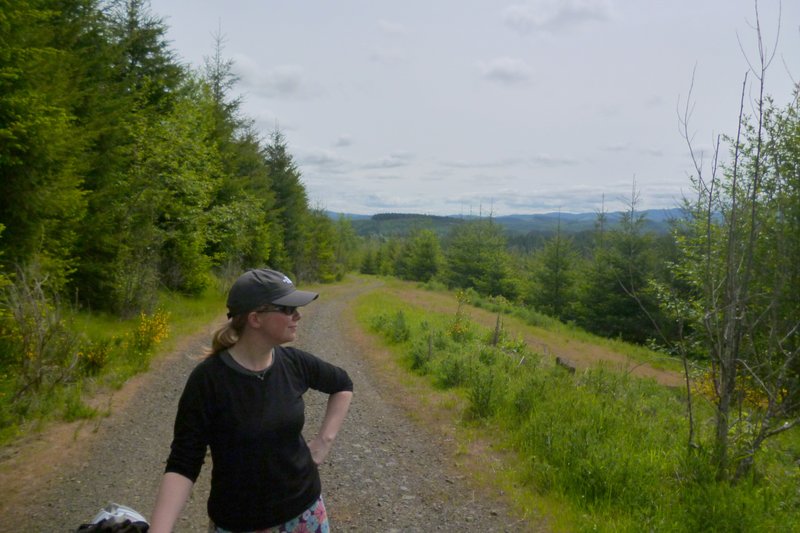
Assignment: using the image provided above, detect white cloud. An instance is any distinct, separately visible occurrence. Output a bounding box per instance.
[362,151,414,169]
[440,157,525,169]
[479,57,532,84]
[333,135,354,148]
[528,154,581,167]
[640,147,665,157]
[601,142,631,153]
[361,192,423,211]
[233,54,320,99]
[600,143,664,157]
[298,149,351,174]
[502,0,611,34]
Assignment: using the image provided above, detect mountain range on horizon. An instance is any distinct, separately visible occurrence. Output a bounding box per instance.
[327,207,685,237]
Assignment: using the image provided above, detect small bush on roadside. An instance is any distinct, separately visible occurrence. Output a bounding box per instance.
[448,290,475,343]
[0,267,82,402]
[409,336,433,372]
[128,308,170,371]
[78,338,114,376]
[466,365,497,420]
[370,310,411,344]
[434,352,469,388]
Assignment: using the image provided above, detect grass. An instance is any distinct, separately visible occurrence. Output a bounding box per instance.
[421,280,685,374]
[353,279,800,532]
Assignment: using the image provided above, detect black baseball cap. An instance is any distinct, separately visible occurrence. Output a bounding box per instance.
[226,268,318,318]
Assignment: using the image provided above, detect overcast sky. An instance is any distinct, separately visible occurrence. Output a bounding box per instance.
[151,0,798,216]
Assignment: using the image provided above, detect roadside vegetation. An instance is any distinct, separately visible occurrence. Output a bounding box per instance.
[0,275,222,445]
[357,282,800,532]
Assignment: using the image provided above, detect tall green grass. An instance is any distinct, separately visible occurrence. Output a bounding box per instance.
[421,282,684,374]
[357,288,800,532]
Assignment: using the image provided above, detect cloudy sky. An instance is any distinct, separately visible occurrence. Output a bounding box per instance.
[151,0,798,216]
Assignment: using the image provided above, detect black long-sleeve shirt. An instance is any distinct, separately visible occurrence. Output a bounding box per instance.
[165,346,353,531]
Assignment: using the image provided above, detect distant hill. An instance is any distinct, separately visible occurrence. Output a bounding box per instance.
[328,209,684,238]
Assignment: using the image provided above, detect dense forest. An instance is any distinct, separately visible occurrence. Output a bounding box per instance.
[1,0,799,490]
[0,0,359,318]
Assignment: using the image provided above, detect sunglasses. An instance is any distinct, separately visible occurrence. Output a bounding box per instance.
[256,304,298,316]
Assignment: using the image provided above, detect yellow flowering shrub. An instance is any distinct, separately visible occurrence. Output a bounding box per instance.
[691,369,775,410]
[129,308,170,369]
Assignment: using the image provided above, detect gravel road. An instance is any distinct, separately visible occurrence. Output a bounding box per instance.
[2,277,537,532]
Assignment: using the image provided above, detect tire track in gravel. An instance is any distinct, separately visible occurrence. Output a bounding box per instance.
[2,276,539,532]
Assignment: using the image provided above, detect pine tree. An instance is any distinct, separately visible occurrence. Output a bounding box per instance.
[397,229,442,282]
[444,218,517,299]
[529,220,578,320]
[263,129,310,278]
[573,188,661,343]
[202,34,277,275]
[72,0,189,312]
[0,0,94,289]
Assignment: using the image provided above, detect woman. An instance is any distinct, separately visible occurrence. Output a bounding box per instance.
[150,268,353,533]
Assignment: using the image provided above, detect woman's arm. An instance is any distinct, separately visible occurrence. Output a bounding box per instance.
[149,472,195,533]
[307,390,353,465]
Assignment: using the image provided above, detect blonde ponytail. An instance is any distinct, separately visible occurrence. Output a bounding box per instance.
[205,314,248,357]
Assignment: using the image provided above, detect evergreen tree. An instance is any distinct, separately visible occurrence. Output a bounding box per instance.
[145,78,220,294]
[0,0,94,289]
[359,248,378,275]
[106,0,183,111]
[202,35,277,275]
[263,129,310,278]
[443,218,517,299]
[304,208,337,283]
[396,229,442,282]
[377,238,401,276]
[573,188,661,343]
[529,220,579,320]
[72,0,188,312]
[333,215,361,276]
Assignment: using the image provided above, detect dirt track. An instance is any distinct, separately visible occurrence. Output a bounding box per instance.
[0,277,536,532]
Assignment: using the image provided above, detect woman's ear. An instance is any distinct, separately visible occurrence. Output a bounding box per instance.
[245,310,263,329]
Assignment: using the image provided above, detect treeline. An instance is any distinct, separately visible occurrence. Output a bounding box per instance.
[358,205,676,346]
[0,0,356,317]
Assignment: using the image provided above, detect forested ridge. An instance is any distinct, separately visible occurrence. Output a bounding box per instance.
[2,0,800,527]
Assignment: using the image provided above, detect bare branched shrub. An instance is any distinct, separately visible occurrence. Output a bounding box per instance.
[0,265,81,403]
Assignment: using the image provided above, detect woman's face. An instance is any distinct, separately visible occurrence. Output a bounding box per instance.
[252,306,302,345]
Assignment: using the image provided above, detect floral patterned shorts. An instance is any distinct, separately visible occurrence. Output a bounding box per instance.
[209,496,329,533]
